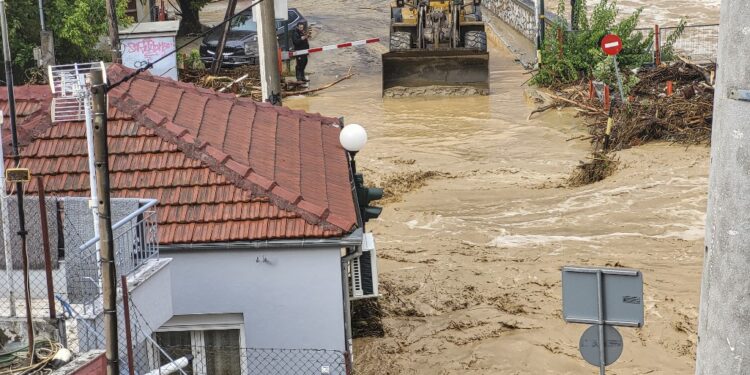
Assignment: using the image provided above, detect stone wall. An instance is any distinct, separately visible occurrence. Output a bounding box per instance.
[483,0,559,42]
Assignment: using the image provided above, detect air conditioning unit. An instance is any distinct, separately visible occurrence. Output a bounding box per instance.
[350,232,378,299]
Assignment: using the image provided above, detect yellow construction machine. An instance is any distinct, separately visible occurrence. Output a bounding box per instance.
[382,0,490,96]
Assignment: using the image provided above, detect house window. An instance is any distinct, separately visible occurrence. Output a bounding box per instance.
[152,315,245,375]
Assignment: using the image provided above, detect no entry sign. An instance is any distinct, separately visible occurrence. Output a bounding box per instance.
[601,34,623,56]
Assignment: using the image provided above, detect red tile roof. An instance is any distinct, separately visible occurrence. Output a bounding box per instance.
[1,65,358,244]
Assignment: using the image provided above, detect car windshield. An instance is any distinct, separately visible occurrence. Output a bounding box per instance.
[231,13,257,32]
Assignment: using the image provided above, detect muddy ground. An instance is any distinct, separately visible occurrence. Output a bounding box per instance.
[202,0,714,373]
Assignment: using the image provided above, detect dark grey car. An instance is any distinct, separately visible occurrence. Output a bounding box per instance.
[200,8,307,67]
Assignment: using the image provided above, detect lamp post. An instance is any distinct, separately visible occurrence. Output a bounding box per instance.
[339,123,368,174]
[338,123,369,370]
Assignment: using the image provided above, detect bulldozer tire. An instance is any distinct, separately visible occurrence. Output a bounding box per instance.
[465,31,487,52]
[390,32,412,51]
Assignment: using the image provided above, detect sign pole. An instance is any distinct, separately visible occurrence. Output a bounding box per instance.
[612,55,626,103]
[596,270,606,375]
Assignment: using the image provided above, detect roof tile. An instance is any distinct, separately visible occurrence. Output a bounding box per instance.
[5,64,357,244]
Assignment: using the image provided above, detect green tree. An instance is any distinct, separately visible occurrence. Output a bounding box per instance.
[177,0,209,35]
[2,0,130,82]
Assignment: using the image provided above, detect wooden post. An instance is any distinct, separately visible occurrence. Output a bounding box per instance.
[121,275,135,375]
[210,0,238,74]
[37,177,55,320]
[667,80,673,96]
[654,24,661,66]
[604,85,611,112]
[589,81,595,101]
[91,69,119,375]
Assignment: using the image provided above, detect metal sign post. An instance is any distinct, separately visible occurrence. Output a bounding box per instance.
[562,266,644,374]
[601,34,626,103]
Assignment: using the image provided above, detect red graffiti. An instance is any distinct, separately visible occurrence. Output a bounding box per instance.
[124,38,174,60]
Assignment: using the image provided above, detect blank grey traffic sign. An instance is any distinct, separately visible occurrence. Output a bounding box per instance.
[579,325,623,367]
[562,267,644,327]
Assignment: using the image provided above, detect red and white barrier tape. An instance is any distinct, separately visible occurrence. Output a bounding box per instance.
[282,38,380,60]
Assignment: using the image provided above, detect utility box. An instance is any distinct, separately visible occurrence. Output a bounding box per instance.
[119,21,180,81]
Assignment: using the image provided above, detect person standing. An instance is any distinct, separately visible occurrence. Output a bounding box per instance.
[292,22,310,82]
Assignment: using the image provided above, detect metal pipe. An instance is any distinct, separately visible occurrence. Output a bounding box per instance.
[121,275,135,375]
[81,68,101,252]
[596,270,605,375]
[91,68,119,375]
[142,335,189,375]
[1,0,34,361]
[37,0,45,31]
[37,177,56,319]
[0,112,15,317]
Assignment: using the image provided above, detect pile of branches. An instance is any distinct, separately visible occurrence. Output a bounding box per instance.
[179,65,356,101]
[589,60,715,150]
[180,65,263,100]
[532,58,715,186]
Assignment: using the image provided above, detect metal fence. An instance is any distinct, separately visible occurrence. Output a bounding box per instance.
[0,188,159,319]
[55,295,349,375]
[153,346,349,375]
[659,24,720,63]
[64,199,159,307]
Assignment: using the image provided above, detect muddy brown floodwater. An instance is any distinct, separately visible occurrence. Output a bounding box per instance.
[200,0,713,373]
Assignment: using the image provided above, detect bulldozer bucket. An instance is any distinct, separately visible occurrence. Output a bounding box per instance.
[382,49,490,96]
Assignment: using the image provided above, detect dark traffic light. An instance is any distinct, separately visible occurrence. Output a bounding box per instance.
[354,173,383,224]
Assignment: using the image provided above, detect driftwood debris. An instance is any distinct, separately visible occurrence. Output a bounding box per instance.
[527,104,557,120]
[218,74,250,92]
[539,91,607,114]
[283,68,355,97]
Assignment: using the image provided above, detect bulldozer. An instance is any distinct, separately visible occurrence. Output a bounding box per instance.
[382,0,490,96]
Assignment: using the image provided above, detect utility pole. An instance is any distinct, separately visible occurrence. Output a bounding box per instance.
[535,0,545,66]
[211,0,238,74]
[37,0,55,67]
[105,0,121,63]
[695,1,750,374]
[0,0,34,361]
[91,69,119,375]
[257,0,282,105]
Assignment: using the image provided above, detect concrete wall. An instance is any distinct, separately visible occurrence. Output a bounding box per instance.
[483,0,560,42]
[128,258,173,333]
[163,247,346,352]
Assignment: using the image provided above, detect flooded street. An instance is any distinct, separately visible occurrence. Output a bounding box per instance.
[200,0,715,373]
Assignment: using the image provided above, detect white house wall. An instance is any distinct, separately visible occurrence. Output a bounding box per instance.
[162,247,346,352]
[128,258,174,334]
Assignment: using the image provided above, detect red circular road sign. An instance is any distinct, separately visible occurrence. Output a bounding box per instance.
[601,34,623,56]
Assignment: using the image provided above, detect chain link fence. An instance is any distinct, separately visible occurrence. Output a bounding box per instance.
[152,346,348,375]
[0,188,159,319]
[659,24,720,63]
[0,192,62,319]
[57,295,349,375]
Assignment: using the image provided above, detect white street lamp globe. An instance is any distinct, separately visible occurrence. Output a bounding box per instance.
[339,124,368,152]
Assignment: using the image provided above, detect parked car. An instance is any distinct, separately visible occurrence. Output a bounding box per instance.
[200,8,307,67]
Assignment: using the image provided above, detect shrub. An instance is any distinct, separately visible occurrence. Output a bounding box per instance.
[531,0,653,88]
